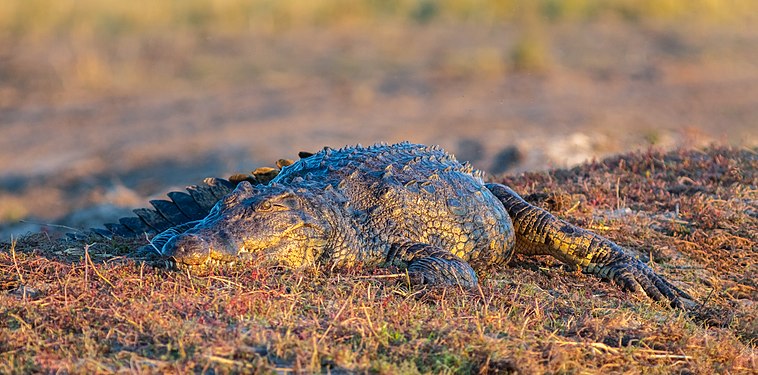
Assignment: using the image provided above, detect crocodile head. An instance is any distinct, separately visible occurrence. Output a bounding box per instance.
[162,181,331,270]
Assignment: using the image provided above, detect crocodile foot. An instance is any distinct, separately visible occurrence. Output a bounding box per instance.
[389,242,479,289]
[602,255,693,309]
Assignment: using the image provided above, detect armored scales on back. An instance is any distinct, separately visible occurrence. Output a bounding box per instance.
[110,142,689,308]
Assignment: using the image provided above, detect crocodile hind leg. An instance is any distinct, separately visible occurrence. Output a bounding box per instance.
[486,183,691,309]
[386,242,479,288]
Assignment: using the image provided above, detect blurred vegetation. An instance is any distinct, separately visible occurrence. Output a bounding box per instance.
[0,0,755,103]
[1,0,755,36]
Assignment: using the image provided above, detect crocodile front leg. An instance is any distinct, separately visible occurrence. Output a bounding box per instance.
[386,242,478,288]
[486,183,691,309]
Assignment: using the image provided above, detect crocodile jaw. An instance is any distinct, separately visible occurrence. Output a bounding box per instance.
[162,231,242,269]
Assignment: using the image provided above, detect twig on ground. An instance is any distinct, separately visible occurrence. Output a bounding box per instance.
[354,273,407,279]
[84,243,115,289]
[553,340,693,360]
[10,239,24,284]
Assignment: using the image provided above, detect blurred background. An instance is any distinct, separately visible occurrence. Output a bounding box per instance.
[1,0,757,238]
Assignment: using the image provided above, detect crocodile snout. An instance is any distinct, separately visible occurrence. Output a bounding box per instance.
[162,232,211,267]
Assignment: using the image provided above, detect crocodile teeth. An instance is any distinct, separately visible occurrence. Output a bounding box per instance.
[164,257,239,271]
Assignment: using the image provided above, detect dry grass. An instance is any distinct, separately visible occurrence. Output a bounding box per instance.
[1,146,755,373]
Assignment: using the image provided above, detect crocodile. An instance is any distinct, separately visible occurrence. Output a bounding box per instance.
[99,142,690,308]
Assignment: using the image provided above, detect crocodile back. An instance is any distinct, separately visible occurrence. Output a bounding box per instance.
[273,142,515,268]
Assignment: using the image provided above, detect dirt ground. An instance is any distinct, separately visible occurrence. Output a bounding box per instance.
[1,146,755,373]
[1,20,757,239]
[0,5,757,371]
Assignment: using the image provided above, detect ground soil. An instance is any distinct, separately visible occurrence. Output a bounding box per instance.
[1,146,754,373]
[1,8,756,373]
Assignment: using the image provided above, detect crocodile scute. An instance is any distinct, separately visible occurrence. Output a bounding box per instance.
[112,142,692,308]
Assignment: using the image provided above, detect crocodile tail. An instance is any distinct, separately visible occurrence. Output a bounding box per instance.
[77,155,306,240]
[485,182,690,308]
[83,177,236,239]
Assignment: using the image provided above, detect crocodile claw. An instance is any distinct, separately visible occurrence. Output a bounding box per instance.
[408,255,479,289]
[390,242,479,289]
[606,256,692,309]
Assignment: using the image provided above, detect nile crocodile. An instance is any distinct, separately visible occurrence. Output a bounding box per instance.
[100,142,690,308]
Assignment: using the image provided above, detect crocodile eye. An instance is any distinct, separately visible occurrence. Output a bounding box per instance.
[258,201,273,211]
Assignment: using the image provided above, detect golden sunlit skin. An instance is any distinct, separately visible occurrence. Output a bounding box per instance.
[486,183,691,306]
[147,142,689,308]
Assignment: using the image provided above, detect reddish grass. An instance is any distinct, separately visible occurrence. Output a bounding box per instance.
[1,146,755,373]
